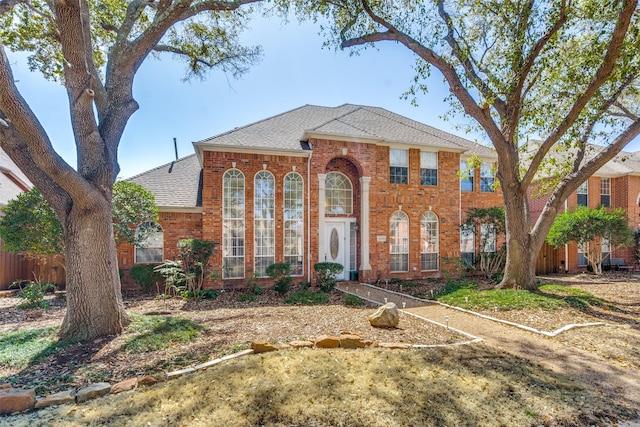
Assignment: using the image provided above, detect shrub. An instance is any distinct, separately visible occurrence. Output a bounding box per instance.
[285,290,329,305]
[266,263,292,295]
[129,264,161,292]
[245,271,262,295]
[10,280,55,310]
[154,260,186,297]
[298,281,311,290]
[344,294,365,306]
[313,262,343,293]
[237,293,257,303]
[178,239,217,300]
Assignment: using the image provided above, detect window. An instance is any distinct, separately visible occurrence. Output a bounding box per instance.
[601,238,611,263]
[254,171,275,277]
[325,172,353,214]
[390,211,409,272]
[135,222,163,263]
[460,225,475,265]
[223,169,245,279]
[480,162,495,192]
[578,243,588,267]
[577,181,588,207]
[390,149,408,184]
[480,224,496,253]
[600,178,610,207]
[349,222,357,272]
[460,160,474,192]
[420,152,438,186]
[420,212,439,271]
[284,172,304,276]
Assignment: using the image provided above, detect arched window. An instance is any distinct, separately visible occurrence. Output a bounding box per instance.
[325,172,353,214]
[223,169,245,279]
[390,211,409,272]
[420,212,439,271]
[284,172,304,276]
[254,171,275,276]
[135,222,163,264]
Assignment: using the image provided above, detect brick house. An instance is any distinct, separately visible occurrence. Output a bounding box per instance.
[531,150,640,273]
[120,104,502,287]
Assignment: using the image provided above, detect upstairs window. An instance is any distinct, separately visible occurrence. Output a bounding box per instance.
[420,152,438,186]
[600,178,611,207]
[135,222,163,264]
[577,181,588,207]
[480,162,495,192]
[390,149,408,184]
[325,172,353,214]
[460,160,474,192]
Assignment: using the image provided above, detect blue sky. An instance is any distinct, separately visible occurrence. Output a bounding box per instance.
[8,13,640,179]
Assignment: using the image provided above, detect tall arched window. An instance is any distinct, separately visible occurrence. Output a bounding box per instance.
[284,172,304,276]
[325,172,353,214]
[223,169,245,279]
[390,211,409,272]
[421,212,439,271]
[254,171,275,276]
[135,222,163,264]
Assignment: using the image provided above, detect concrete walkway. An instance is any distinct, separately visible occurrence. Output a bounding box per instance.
[337,282,640,412]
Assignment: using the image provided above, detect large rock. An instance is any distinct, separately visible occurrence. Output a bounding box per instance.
[76,383,111,403]
[315,334,340,348]
[111,378,138,395]
[0,388,35,414]
[290,340,314,349]
[339,334,367,349]
[35,390,75,409]
[369,303,400,328]
[252,340,280,354]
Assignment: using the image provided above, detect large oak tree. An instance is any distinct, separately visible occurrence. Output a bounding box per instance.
[290,0,640,289]
[0,0,262,341]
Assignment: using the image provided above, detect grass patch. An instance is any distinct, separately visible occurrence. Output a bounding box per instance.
[437,282,606,311]
[285,290,329,305]
[0,327,62,369]
[123,315,205,353]
[343,294,366,306]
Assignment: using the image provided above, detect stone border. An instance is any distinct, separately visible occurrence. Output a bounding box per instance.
[350,282,612,337]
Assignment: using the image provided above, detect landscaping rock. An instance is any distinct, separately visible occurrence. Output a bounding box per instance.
[34,390,75,409]
[379,342,412,349]
[339,334,367,349]
[76,383,111,403]
[138,375,163,387]
[315,334,340,348]
[0,388,35,414]
[369,303,399,328]
[0,384,11,390]
[110,378,138,395]
[252,340,280,353]
[290,340,314,348]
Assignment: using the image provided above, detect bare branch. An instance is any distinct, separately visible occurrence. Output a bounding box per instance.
[613,101,640,121]
[522,0,638,188]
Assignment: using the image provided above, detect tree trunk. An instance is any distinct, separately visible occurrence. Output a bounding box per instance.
[59,201,129,342]
[499,189,539,290]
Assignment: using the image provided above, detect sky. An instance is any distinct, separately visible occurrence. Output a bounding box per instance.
[8,11,640,180]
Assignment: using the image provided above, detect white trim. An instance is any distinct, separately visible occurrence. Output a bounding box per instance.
[158,207,203,213]
[360,176,372,271]
[302,131,468,153]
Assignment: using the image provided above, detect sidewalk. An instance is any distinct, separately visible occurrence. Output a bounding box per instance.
[337,282,640,412]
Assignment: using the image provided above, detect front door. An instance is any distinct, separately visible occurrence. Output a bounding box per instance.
[325,220,349,281]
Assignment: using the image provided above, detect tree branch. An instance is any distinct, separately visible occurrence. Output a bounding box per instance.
[0,0,23,15]
[521,0,638,189]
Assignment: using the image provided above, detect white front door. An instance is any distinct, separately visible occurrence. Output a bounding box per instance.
[325,220,350,281]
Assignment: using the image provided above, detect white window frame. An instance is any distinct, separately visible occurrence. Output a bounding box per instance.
[420,152,438,186]
[134,222,164,264]
[460,160,474,192]
[577,181,588,206]
[600,178,611,207]
[390,210,409,272]
[254,170,275,277]
[460,225,475,265]
[325,172,353,214]
[284,172,304,276]
[480,162,495,192]
[480,224,496,253]
[390,148,409,185]
[420,212,439,271]
[222,169,245,279]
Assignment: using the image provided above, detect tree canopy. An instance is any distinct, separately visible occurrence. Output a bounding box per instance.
[289,0,640,289]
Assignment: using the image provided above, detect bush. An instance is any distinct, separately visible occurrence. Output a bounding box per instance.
[313,262,343,293]
[344,294,366,306]
[266,263,292,295]
[10,280,55,310]
[237,293,257,303]
[154,260,186,297]
[129,264,161,292]
[285,290,329,305]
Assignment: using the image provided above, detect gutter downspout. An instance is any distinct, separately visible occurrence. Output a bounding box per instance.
[307,148,313,284]
[564,199,569,272]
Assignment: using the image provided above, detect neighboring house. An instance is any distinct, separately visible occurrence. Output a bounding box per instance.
[530,149,640,273]
[120,104,502,286]
[0,148,32,289]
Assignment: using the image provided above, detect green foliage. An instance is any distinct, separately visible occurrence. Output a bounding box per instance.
[285,290,329,305]
[0,327,62,369]
[266,263,292,295]
[343,294,366,307]
[237,293,257,303]
[297,281,311,290]
[461,207,506,280]
[245,270,262,295]
[0,189,63,257]
[112,181,159,246]
[313,262,343,293]
[154,260,186,297]
[547,206,633,274]
[10,279,55,309]
[124,315,205,353]
[129,264,162,292]
[177,239,217,301]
